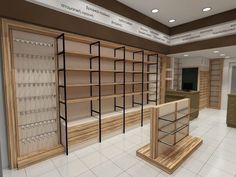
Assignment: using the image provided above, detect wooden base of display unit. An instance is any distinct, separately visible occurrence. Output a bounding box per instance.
[68,107,152,146]
[17,145,64,168]
[136,136,203,174]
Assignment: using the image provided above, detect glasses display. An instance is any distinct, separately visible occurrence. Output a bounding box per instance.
[13,35,59,156]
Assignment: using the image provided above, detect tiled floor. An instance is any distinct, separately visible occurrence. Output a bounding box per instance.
[3,108,236,177]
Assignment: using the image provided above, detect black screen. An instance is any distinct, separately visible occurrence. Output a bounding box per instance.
[182,68,198,91]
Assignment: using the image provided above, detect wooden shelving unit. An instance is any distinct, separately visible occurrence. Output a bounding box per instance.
[209,59,224,109]
[56,33,160,153]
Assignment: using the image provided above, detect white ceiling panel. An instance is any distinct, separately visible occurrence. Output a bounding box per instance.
[117,0,236,27]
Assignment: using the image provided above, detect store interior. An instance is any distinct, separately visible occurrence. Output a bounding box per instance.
[0,0,236,177]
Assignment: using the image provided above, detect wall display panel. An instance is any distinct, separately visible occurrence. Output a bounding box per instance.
[1,19,167,168]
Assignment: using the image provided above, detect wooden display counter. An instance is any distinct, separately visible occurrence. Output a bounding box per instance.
[227,93,236,127]
[165,90,200,120]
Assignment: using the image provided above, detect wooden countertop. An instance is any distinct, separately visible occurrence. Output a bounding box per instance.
[166,90,200,94]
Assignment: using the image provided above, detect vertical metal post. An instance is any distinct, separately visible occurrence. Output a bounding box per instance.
[141,51,144,126]
[98,42,101,143]
[89,41,101,142]
[57,33,68,155]
[156,54,159,105]
[147,55,150,104]
[114,47,126,133]
[132,53,135,107]
[123,48,126,133]
[62,34,68,155]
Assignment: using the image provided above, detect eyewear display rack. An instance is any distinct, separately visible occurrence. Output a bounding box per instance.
[56,33,160,153]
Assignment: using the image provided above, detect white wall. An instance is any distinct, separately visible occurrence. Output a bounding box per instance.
[179,57,209,71]
[221,58,236,110]
[174,57,209,90]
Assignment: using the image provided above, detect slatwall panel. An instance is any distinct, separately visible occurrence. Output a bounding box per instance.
[12,30,60,157]
[209,59,224,109]
[173,58,182,90]
[199,71,209,109]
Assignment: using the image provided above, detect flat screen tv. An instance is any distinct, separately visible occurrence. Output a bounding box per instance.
[182,68,198,91]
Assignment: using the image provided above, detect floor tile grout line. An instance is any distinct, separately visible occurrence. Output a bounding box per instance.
[195,127,232,176]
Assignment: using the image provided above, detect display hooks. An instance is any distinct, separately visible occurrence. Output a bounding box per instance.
[13,38,54,47]
[13,35,59,157]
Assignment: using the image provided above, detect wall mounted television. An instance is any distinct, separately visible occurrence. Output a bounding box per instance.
[182,68,198,91]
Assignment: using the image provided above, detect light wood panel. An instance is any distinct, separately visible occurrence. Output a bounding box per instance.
[209,59,224,109]
[199,71,209,109]
[67,107,151,146]
[136,136,203,174]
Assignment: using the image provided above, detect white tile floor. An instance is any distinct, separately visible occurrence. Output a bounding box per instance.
[3,108,236,177]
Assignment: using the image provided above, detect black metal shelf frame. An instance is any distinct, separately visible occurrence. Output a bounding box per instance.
[132,50,144,126]
[56,33,68,155]
[89,41,102,142]
[114,47,126,133]
[146,54,159,106]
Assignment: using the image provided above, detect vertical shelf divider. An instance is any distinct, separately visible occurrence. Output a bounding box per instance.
[56,33,68,155]
[114,46,126,133]
[147,54,159,106]
[133,50,144,126]
[89,41,102,142]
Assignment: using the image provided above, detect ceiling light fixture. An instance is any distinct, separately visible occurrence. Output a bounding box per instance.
[213,50,219,53]
[184,54,189,57]
[151,9,159,13]
[220,54,225,56]
[169,19,176,23]
[203,7,211,12]
[225,56,230,59]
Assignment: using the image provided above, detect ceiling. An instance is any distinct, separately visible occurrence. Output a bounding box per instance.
[117,0,236,27]
[169,45,236,59]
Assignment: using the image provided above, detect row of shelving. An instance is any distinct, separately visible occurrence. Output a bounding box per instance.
[64,51,157,64]
[56,33,160,155]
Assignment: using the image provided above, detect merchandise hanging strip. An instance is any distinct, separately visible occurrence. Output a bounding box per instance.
[56,33,69,155]
[13,38,54,47]
[132,50,144,126]
[114,46,126,133]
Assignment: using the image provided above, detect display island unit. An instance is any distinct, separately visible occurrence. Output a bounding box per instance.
[136,99,203,174]
[1,19,172,168]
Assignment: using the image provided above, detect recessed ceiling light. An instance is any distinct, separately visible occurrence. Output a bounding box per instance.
[169,19,176,23]
[151,9,159,13]
[225,56,230,59]
[203,7,211,12]
[184,54,189,57]
[220,54,225,56]
[213,50,219,53]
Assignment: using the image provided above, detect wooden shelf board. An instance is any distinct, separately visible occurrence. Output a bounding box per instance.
[62,91,156,104]
[136,136,203,174]
[66,104,153,128]
[65,81,157,87]
[64,51,157,64]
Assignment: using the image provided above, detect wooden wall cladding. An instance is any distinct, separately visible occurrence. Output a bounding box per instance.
[199,71,209,109]
[209,59,224,109]
[67,107,151,146]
